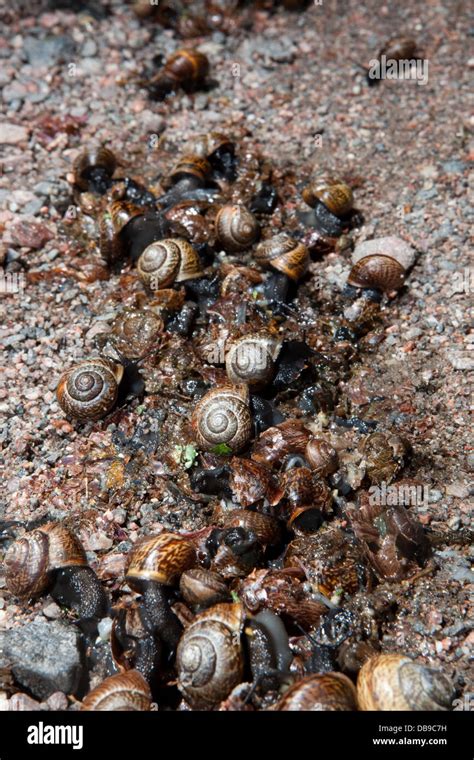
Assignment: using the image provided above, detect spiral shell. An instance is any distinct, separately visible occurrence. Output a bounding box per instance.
[348,237,416,293]
[111,308,164,359]
[164,49,210,86]
[5,523,87,598]
[136,238,203,289]
[82,670,152,711]
[302,174,353,217]
[56,358,123,421]
[125,533,196,588]
[99,201,144,264]
[192,385,252,452]
[275,673,358,711]
[168,154,212,186]
[357,654,454,711]
[73,147,116,191]
[225,332,281,387]
[255,233,309,281]
[215,204,260,252]
[179,568,230,608]
[176,603,244,709]
[305,438,338,476]
[221,509,282,547]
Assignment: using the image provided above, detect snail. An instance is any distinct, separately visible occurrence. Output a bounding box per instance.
[192,385,252,453]
[302,174,354,217]
[165,154,212,190]
[4,523,107,629]
[246,610,293,692]
[56,358,124,421]
[379,36,417,61]
[228,457,283,507]
[179,568,231,609]
[206,526,263,580]
[305,438,338,476]
[220,509,282,548]
[225,332,281,388]
[176,602,244,709]
[357,654,453,711]
[255,233,309,282]
[110,308,164,360]
[275,673,358,711]
[251,419,310,466]
[82,670,152,711]
[136,238,204,290]
[125,532,196,649]
[284,527,369,598]
[99,200,144,265]
[280,467,332,534]
[73,146,116,193]
[186,132,236,180]
[361,431,408,485]
[347,236,416,293]
[215,204,260,252]
[148,48,209,99]
[111,601,162,681]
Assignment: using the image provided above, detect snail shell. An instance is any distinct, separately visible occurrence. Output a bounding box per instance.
[275,673,358,711]
[99,201,143,264]
[192,385,252,452]
[110,308,164,359]
[225,332,281,387]
[176,602,244,709]
[221,509,282,547]
[5,523,87,598]
[302,174,353,217]
[255,233,309,281]
[125,533,196,588]
[179,568,230,608]
[348,236,416,292]
[73,147,116,191]
[379,37,417,61]
[82,670,152,711]
[305,438,338,476]
[357,654,453,711]
[136,238,203,289]
[167,154,212,187]
[164,49,210,86]
[187,132,234,161]
[215,204,260,252]
[56,358,124,421]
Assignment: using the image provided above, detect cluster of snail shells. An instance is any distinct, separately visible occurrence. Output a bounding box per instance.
[192,385,253,452]
[348,236,416,293]
[136,237,203,290]
[56,358,123,421]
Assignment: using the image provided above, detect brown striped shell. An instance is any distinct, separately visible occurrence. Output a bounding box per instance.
[110,308,164,359]
[275,673,358,711]
[4,523,87,598]
[179,569,230,608]
[302,174,353,217]
[164,49,210,85]
[125,533,196,588]
[176,603,244,709]
[99,201,143,264]
[168,154,212,186]
[215,204,260,252]
[255,233,309,281]
[305,438,338,476]
[357,654,453,711]
[348,255,406,292]
[136,238,203,289]
[192,385,252,453]
[82,670,152,711]
[56,358,123,421]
